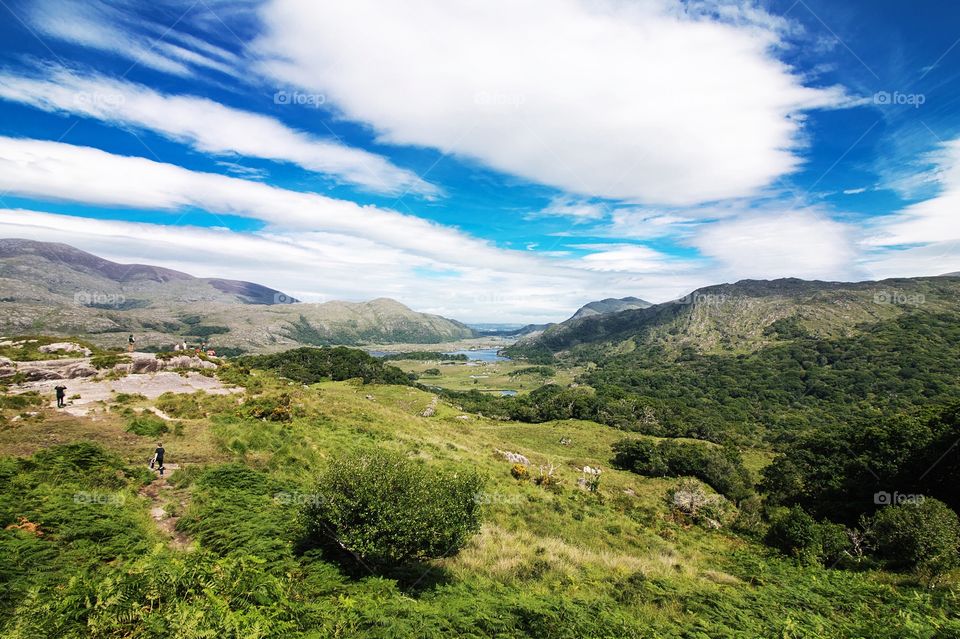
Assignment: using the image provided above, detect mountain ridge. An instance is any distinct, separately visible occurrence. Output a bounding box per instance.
[0,239,474,350]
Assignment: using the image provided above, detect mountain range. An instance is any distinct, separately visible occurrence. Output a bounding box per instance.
[512,275,960,358]
[0,239,474,351]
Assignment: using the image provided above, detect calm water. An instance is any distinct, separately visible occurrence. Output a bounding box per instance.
[444,348,511,362]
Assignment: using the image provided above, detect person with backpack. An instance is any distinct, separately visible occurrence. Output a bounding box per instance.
[54,385,67,408]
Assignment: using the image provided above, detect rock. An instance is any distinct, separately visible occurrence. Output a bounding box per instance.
[496,449,530,465]
[38,342,93,357]
[16,359,97,381]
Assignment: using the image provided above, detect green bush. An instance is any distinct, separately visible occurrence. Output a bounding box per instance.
[301,449,483,566]
[125,413,169,437]
[243,393,295,422]
[765,506,821,564]
[611,438,753,501]
[870,497,960,578]
[765,506,852,566]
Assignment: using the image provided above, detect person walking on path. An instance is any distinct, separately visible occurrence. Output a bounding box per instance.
[127,334,136,353]
[54,385,67,408]
[152,442,166,477]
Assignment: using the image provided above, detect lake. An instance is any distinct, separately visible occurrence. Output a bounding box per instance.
[444,348,511,362]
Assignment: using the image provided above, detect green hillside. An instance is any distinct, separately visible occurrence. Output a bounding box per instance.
[0,350,958,637]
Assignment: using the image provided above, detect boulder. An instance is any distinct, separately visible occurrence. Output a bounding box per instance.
[38,342,93,357]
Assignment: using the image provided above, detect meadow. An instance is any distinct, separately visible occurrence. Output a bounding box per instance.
[1,356,957,637]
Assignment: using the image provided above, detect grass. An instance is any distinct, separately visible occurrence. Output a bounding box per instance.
[0,367,956,636]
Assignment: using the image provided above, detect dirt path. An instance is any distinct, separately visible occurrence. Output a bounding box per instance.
[137,464,193,551]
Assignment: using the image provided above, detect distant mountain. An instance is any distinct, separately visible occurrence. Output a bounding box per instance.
[568,296,651,321]
[0,238,297,306]
[510,277,960,358]
[0,239,475,351]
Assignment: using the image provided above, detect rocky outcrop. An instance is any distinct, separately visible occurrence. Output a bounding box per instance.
[38,342,93,357]
[6,357,97,381]
[0,352,215,381]
[119,353,217,375]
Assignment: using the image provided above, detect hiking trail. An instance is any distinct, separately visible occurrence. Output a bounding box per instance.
[138,463,192,551]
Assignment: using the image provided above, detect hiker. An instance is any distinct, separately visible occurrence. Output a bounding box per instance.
[54,384,67,408]
[152,442,166,477]
[127,334,136,353]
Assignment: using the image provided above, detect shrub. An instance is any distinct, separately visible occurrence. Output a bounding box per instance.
[243,393,295,422]
[301,449,483,565]
[765,506,821,564]
[765,506,852,566]
[126,413,169,437]
[870,497,960,579]
[511,463,530,480]
[611,438,753,501]
[667,478,733,528]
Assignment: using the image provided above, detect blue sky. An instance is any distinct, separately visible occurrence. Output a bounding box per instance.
[0,0,958,322]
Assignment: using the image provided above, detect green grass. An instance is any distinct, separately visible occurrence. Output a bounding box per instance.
[0,369,956,637]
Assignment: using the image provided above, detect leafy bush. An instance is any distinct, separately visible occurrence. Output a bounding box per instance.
[243,393,295,422]
[870,497,960,578]
[509,366,556,378]
[0,392,42,410]
[125,413,169,437]
[765,506,822,564]
[511,463,530,480]
[611,438,753,501]
[765,506,852,566]
[667,478,733,527]
[301,449,483,566]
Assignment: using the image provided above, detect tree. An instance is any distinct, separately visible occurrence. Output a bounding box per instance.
[870,497,960,580]
[301,449,483,566]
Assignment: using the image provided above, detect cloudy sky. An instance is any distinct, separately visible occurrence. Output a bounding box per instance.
[0,0,958,322]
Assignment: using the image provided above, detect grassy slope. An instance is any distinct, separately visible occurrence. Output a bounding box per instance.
[0,372,957,637]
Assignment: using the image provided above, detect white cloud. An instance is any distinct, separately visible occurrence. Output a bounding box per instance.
[860,138,960,278]
[608,210,699,239]
[0,208,698,322]
[254,0,845,205]
[527,197,608,223]
[690,210,859,280]
[0,136,503,270]
[26,0,236,78]
[842,187,867,195]
[0,69,438,197]
[866,139,960,247]
[575,244,676,273]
